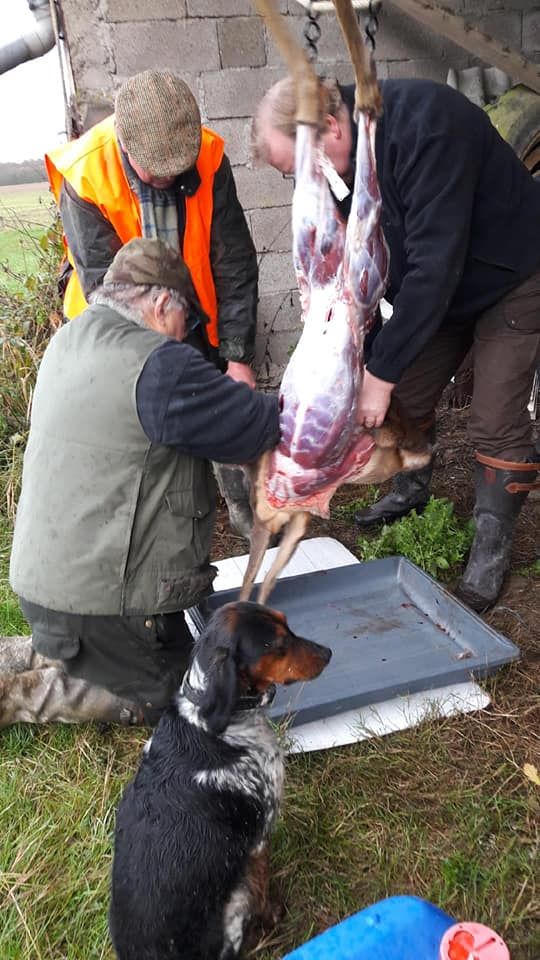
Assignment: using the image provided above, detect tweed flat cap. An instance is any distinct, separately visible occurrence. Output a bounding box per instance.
[115,70,202,177]
[103,238,197,302]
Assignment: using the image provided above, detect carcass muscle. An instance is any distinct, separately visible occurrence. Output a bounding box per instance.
[265,115,389,516]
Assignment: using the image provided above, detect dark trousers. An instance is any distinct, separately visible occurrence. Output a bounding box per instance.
[20,600,194,720]
[393,267,540,461]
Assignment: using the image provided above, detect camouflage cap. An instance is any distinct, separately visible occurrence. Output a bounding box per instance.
[103,238,197,303]
[115,70,202,177]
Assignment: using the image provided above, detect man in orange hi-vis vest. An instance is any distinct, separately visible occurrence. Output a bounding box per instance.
[45,69,258,538]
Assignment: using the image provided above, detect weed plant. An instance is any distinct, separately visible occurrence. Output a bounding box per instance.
[357,497,474,579]
[0,217,62,517]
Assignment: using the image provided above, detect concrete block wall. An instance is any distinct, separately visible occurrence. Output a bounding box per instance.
[58,0,540,384]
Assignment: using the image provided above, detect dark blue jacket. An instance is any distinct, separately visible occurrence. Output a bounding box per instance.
[340,80,540,382]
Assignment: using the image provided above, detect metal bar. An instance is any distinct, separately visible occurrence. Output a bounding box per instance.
[295,0,381,11]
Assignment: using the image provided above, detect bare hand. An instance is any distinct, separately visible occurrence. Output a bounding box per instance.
[226,361,256,389]
[357,369,395,429]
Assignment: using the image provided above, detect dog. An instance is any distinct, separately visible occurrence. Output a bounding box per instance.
[109,601,331,960]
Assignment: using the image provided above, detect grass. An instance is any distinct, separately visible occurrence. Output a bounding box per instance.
[0,690,537,959]
[0,183,56,293]
[0,225,538,959]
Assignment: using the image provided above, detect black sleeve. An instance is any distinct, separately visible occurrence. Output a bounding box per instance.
[210,155,258,365]
[136,339,280,464]
[59,180,122,297]
[367,87,484,383]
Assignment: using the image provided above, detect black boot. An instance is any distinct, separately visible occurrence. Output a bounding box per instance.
[354,456,435,528]
[454,454,539,612]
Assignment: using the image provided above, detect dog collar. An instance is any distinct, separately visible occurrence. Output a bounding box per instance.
[181,676,276,712]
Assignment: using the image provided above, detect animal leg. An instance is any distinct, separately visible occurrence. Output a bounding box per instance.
[239,518,273,602]
[246,842,282,930]
[257,511,310,604]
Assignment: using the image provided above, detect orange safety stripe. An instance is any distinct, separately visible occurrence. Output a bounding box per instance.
[45,116,224,345]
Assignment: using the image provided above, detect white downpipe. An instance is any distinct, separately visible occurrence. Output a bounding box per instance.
[0,0,55,76]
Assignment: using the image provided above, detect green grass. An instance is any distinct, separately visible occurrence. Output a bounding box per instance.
[0,240,538,959]
[0,182,53,228]
[0,183,56,293]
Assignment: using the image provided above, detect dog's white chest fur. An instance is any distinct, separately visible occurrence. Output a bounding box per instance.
[195,710,284,833]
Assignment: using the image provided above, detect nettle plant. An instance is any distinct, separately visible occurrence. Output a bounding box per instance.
[357,497,474,580]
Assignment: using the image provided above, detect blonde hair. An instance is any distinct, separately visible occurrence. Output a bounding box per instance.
[252,75,344,164]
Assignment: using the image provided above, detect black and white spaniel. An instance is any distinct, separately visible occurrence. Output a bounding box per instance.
[109,600,331,960]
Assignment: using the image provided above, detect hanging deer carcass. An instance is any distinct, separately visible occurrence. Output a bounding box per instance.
[240,0,432,604]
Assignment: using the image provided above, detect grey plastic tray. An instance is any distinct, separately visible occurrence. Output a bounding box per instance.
[191,557,519,727]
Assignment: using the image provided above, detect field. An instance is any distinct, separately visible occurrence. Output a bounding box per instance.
[0,184,538,958]
[0,183,55,291]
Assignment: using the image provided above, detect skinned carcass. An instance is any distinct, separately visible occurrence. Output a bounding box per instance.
[241,0,431,603]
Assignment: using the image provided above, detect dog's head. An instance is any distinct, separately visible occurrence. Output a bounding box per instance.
[191,602,332,735]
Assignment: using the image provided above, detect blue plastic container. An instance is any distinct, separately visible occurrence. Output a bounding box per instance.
[283,896,455,960]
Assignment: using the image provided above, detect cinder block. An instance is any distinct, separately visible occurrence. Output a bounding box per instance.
[187,0,287,15]
[524,10,540,53]
[233,163,294,210]
[257,290,300,334]
[373,7,444,61]
[386,57,454,84]
[210,118,252,166]
[475,11,523,52]
[218,17,266,68]
[266,14,352,67]
[104,0,186,21]
[113,19,219,75]
[258,251,296,294]
[202,66,284,119]
[250,206,293,253]
[254,327,300,386]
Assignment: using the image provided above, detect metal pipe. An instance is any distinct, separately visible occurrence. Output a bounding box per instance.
[0,0,55,76]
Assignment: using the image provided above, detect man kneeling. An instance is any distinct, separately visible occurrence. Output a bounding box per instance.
[4,238,279,727]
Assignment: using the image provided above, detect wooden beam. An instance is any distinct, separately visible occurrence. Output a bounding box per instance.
[388,0,540,95]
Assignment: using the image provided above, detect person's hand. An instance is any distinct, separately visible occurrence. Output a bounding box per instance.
[226,361,256,389]
[357,369,395,429]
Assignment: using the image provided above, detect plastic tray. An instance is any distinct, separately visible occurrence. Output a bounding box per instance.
[190,557,519,727]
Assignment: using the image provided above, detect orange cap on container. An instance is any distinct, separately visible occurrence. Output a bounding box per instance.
[440,923,510,960]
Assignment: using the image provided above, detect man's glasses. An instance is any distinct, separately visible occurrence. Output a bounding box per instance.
[281,173,295,182]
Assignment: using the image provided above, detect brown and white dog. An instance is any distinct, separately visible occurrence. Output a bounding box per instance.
[109,601,331,960]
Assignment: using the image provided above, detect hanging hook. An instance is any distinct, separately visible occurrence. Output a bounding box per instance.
[304,1,322,63]
[363,0,379,53]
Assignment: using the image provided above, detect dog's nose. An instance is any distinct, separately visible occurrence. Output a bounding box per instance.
[302,639,332,663]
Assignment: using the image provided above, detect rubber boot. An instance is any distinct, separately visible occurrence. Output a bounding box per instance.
[354,422,436,528]
[0,635,56,673]
[213,462,253,540]
[0,665,143,728]
[455,454,540,612]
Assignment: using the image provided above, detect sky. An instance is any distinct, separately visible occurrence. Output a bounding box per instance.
[0,0,66,163]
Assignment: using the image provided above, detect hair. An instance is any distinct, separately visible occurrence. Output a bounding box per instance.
[252,74,344,164]
[89,284,188,327]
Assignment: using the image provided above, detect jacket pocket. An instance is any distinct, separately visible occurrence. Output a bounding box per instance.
[165,487,211,520]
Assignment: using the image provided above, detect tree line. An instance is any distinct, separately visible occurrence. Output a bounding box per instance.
[0,159,47,186]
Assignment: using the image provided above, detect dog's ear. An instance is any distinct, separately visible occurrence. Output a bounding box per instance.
[198,646,238,735]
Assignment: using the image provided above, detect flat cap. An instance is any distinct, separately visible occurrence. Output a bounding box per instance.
[103,238,197,303]
[115,70,202,177]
